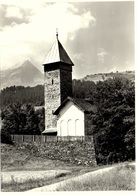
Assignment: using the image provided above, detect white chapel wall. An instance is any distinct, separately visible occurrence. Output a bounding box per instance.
[57,101,85,136]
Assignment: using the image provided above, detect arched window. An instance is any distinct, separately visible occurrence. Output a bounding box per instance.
[52,79,54,85]
[67,119,74,136]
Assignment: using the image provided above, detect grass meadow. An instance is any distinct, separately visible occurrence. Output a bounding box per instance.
[55,163,135,191]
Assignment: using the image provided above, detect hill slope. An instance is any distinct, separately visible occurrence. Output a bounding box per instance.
[1,60,44,89]
[82,71,135,83]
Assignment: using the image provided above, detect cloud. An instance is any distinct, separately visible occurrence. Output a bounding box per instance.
[0,4,33,27]
[6,6,22,18]
[0,0,41,9]
[0,2,96,71]
[73,53,85,62]
[97,48,108,63]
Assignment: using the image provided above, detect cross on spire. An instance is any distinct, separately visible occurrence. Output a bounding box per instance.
[56,28,58,39]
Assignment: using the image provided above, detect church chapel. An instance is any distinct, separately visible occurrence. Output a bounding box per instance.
[42,33,96,136]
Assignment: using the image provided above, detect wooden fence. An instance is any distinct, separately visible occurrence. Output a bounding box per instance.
[11,135,93,143]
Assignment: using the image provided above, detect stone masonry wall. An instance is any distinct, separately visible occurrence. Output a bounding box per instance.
[44,69,61,129]
[16,137,97,166]
[60,69,72,103]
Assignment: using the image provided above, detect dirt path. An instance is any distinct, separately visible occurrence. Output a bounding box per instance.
[26,162,135,192]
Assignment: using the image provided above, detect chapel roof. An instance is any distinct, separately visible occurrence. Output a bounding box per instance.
[43,33,74,66]
[54,97,96,115]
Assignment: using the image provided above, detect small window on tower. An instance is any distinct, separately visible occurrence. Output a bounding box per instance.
[52,79,54,85]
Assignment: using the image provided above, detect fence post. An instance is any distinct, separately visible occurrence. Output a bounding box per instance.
[11,135,14,141]
[22,135,24,142]
[42,135,44,143]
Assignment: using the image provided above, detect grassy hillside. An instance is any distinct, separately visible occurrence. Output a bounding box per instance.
[82,70,135,83]
[1,143,77,171]
[1,142,96,171]
[55,163,135,191]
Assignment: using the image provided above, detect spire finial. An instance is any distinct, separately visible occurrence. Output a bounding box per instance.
[56,28,58,39]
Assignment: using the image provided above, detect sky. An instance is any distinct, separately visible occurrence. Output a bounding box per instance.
[0,0,135,79]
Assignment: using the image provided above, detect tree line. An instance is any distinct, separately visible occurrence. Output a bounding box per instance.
[0,85,44,108]
[0,80,96,108]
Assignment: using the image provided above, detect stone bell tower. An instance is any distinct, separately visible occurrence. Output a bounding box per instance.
[42,32,74,134]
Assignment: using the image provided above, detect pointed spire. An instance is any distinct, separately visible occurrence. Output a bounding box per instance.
[43,32,74,66]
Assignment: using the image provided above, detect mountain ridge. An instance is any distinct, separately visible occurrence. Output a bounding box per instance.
[1,60,44,89]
